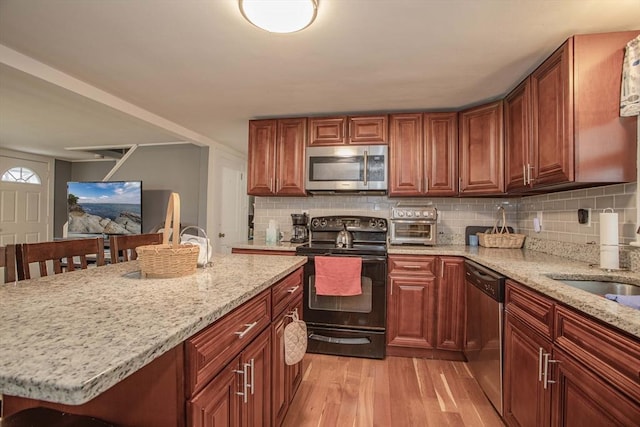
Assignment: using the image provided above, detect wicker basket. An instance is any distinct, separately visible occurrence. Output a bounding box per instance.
[477,207,525,249]
[136,193,199,278]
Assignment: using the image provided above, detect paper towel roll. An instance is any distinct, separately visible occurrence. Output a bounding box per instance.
[600,245,620,270]
[599,211,619,246]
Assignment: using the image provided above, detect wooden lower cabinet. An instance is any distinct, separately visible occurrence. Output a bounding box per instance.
[503,312,552,427]
[189,328,271,427]
[386,255,464,358]
[271,295,304,427]
[551,348,640,427]
[504,280,640,427]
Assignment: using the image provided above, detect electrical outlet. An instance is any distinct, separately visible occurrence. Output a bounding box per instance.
[578,208,591,226]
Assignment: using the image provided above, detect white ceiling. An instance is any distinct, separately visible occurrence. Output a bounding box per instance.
[0,0,639,160]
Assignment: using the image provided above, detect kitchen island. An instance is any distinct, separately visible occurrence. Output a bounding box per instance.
[0,253,306,423]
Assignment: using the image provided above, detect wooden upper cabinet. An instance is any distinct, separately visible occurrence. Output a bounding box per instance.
[247,118,306,197]
[308,116,347,146]
[389,113,424,196]
[389,112,457,197]
[459,100,505,195]
[505,79,531,192]
[348,115,388,144]
[531,40,573,187]
[424,112,458,196]
[308,115,388,146]
[247,120,278,196]
[521,31,639,192]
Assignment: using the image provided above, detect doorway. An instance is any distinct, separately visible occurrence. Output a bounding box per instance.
[0,150,53,245]
[208,148,247,254]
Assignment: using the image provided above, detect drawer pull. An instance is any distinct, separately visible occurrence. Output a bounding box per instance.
[402,265,422,270]
[235,321,258,339]
[287,285,300,294]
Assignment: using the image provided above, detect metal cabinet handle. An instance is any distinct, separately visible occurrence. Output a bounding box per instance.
[527,164,534,184]
[538,347,544,382]
[234,367,248,404]
[249,359,255,395]
[402,265,423,270]
[542,352,559,389]
[235,321,258,339]
[440,259,445,278]
[287,285,300,294]
[523,164,527,186]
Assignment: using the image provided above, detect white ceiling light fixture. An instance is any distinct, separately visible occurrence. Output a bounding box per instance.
[239,0,318,33]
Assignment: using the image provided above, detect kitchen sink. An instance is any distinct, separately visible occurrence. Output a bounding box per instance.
[547,276,640,296]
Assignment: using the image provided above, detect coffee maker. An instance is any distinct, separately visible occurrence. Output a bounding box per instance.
[290,213,309,243]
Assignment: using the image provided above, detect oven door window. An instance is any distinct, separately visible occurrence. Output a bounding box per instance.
[308,276,372,313]
[392,220,433,239]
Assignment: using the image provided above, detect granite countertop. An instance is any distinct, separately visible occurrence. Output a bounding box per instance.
[389,245,640,339]
[0,253,306,405]
[231,239,301,251]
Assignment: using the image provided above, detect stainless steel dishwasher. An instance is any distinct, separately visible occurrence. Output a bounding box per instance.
[463,259,506,416]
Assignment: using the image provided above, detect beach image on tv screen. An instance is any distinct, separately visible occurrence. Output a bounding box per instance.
[67,181,142,235]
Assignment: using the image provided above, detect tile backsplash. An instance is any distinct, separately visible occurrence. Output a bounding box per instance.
[253,182,639,269]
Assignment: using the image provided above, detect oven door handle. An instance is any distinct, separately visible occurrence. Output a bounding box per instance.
[311,254,387,263]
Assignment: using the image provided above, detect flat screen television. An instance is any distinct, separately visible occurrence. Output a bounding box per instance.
[67,181,142,235]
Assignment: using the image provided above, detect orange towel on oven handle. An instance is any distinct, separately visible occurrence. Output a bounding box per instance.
[314,256,362,296]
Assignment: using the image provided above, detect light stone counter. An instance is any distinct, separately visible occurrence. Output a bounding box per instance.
[231,239,301,251]
[389,245,640,339]
[0,253,306,405]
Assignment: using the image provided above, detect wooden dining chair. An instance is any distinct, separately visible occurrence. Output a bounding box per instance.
[17,238,105,280]
[1,244,18,283]
[109,233,162,264]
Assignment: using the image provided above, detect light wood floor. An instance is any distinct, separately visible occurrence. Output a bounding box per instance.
[283,354,505,427]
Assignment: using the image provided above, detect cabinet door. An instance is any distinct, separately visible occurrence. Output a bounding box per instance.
[188,358,241,427]
[424,112,458,195]
[435,257,464,351]
[308,117,347,146]
[348,115,388,144]
[247,120,277,196]
[271,296,303,427]
[531,40,573,187]
[551,348,640,427]
[387,274,436,349]
[276,118,306,196]
[459,101,505,194]
[241,328,271,427]
[505,79,531,192]
[389,113,424,196]
[503,313,552,427]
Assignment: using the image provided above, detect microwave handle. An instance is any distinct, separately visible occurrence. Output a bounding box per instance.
[363,150,368,186]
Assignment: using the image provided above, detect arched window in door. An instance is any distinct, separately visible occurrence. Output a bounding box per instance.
[1,166,42,184]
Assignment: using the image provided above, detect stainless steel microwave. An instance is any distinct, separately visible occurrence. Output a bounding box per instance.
[305,145,388,193]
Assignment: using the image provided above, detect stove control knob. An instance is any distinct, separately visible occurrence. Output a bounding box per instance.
[406,211,413,217]
[415,211,421,217]
[311,218,320,228]
[369,218,377,228]
[423,211,431,218]
[320,219,328,228]
[377,219,386,229]
[396,211,404,217]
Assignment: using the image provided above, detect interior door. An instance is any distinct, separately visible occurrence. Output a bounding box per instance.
[208,149,248,254]
[0,152,52,245]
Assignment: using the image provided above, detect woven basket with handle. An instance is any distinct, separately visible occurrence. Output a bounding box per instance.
[136,193,199,278]
[477,207,525,249]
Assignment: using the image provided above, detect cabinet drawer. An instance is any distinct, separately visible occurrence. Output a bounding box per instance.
[554,305,640,402]
[186,290,271,396]
[272,267,303,319]
[388,255,436,276]
[505,280,554,339]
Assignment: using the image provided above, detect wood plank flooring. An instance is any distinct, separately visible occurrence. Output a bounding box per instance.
[283,354,505,427]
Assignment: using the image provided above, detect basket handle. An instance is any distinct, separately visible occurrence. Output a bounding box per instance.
[162,193,181,248]
[491,207,509,235]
